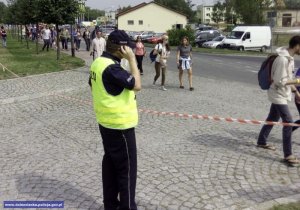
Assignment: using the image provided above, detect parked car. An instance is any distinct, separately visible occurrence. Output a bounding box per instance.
[196,25,214,31]
[195,30,222,47]
[133,31,155,40]
[103,28,115,39]
[141,31,156,41]
[146,33,164,44]
[202,36,225,49]
[129,31,143,40]
[222,26,271,52]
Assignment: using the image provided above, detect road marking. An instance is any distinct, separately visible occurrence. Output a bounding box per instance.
[250,70,257,73]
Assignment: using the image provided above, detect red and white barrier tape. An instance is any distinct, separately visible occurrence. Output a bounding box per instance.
[52,93,300,127]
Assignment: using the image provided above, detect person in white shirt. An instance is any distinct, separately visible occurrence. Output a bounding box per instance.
[90,30,106,60]
[257,36,300,166]
[42,25,51,51]
[152,35,170,91]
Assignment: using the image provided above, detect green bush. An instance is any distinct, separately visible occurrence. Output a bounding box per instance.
[167,25,195,47]
[225,24,235,32]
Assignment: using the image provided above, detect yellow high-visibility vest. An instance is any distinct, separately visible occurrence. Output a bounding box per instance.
[90,57,138,129]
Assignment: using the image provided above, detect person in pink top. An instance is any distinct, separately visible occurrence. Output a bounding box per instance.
[135,36,146,75]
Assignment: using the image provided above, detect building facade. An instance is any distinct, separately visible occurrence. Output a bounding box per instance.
[105,10,117,25]
[266,9,300,27]
[116,2,187,33]
[196,5,215,24]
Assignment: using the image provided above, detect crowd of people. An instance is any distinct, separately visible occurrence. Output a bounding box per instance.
[89,28,194,92]
[1,24,194,91]
[1,24,98,53]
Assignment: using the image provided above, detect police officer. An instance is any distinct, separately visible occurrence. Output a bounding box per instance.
[89,30,141,210]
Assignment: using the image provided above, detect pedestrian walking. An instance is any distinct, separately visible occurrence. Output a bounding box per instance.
[177,36,194,91]
[51,28,57,49]
[135,36,146,75]
[257,35,300,166]
[90,30,106,60]
[83,28,91,51]
[75,28,81,51]
[91,25,100,41]
[31,26,37,41]
[1,26,7,48]
[89,29,141,210]
[41,25,51,51]
[49,26,55,48]
[60,27,69,50]
[152,34,170,91]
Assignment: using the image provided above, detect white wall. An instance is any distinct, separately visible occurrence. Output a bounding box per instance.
[117,3,187,33]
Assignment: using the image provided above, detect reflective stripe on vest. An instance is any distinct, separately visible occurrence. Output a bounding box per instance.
[90,57,138,129]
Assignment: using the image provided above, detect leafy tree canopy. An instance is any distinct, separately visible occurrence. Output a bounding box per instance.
[154,0,196,22]
[212,1,225,24]
[0,2,7,23]
[85,7,104,21]
[231,0,272,24]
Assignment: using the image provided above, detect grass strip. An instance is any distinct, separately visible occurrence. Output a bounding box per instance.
[0,37,85,80]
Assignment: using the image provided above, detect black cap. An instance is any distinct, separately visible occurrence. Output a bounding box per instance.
[108,29,135,49]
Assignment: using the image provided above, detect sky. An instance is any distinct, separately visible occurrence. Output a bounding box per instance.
[0,0,219,10]
[87,0,218,10]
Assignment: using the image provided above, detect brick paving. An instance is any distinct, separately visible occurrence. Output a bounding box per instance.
[1,50,300,210]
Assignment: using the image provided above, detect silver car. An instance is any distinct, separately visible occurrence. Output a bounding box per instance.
[202,36,225,49]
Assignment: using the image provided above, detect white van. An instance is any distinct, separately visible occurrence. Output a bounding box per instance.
[223,26,271,52]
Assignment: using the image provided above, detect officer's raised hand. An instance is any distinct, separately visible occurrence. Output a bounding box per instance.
[119,45,141,91]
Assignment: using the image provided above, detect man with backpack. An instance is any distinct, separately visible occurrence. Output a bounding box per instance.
[257,36,300,166]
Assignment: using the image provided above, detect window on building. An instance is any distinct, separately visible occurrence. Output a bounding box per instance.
[139,20,143,25]
[206,8,210,11]
[128,20,134,25]
[206,13,210,17]
[282,14,292,27]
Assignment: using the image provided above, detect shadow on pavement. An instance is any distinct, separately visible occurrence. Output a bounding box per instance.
[190,130,281,162]
[16,173,102,210]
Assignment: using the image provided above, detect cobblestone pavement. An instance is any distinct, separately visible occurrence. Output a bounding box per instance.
[1,52,300,210]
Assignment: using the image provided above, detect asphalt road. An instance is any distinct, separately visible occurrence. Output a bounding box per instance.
[78,41,300,86]
[145,48,300,86]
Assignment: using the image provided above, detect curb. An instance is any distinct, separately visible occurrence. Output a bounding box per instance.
[246,192,300,210]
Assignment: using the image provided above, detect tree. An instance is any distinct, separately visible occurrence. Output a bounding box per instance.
[284,0,300,9]
[212,1,225,25]
[223,0,238,24]
[38,0,80,60]
[117,6,132,14]
[274,0,286,9]
[232,0,272,25]
[13,0,40,49]
[154,0,196,22]
[0,2,7,23]
[85,7,104,21]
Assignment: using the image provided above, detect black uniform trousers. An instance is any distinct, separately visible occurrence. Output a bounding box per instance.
[99,124,137,210]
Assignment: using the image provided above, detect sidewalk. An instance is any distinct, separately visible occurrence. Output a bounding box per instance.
[1,50,300,210]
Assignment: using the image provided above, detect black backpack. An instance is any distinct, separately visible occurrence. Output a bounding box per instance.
[258,54,278,90]
[149,44,161,63]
